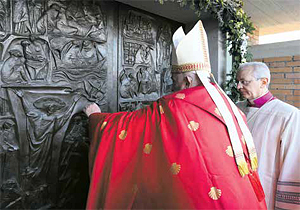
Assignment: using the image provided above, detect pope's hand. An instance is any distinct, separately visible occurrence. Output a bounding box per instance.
[83,103,101,117]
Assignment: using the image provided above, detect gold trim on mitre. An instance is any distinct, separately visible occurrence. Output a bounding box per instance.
[172,62,211,73]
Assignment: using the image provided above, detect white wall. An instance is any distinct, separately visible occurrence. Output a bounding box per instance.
[249,40,300,59]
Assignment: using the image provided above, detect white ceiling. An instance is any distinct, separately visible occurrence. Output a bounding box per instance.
[116,0,300,35]
[243,0,300,35]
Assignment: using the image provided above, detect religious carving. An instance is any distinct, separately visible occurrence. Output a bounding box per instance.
[0,0,8,39]
[12,0,32,35]
[157,25,172,69]
[0,1,177,208]
[136,65,157,95]
[0,96,11,115]
[157,24,173,95]
[1,37,51,84]
[123,41,141,65]
[123,11,154,44]
[0,118,19,152]
[118,10,168,112]
[119,68,138,99]
[21,37,50,81]
[28,0,44,34]
[162,67,173,94]
[57,113,89,209]
[0,178,23,209]
[13,89,82,179]
[1,49,28,84]
[0,116,20,209]
[119,101,153,112]
[135,44,153,65]
[50,38,105,72]
[37,0,106,41]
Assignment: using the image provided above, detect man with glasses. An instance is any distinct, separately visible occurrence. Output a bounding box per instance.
[236,62,300,210]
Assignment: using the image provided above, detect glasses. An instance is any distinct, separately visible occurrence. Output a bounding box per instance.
[236,78,260,87]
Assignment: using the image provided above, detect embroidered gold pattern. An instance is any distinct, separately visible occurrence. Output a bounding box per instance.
[199,21,210,65]
[214,108,222,117]
[188,121,199,131]
[170,163,181,175]
[175,93,185,99]
[143,143,152,154]
[101,121,107,130]
[226,146,234,157]
[208,187,221,200]
[119,130,127,140]
[172,62,211,73]
[159,105,164,114]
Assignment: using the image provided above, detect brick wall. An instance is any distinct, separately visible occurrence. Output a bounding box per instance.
[253,55,300,108]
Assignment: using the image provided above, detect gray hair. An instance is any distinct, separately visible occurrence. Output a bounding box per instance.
[238,62,271,84]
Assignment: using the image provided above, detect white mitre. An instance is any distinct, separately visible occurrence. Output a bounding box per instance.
[171,20,258,177]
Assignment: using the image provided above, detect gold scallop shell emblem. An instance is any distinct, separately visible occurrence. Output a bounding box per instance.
[214,108,222,117]
[143,143,152,154]
[175,93,185,99]
[101,121,107,130]
[241,135,246,145]
[170,163,181,175]
[226,146,234,157]
[208,187,222,200]
[188,121,199,131]
[119,130,127,140]
[159,105,164,114]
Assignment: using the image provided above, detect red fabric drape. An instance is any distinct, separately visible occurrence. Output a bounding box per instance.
[87,85,266,209]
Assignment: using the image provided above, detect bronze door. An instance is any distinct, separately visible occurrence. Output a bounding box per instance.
[0,0,180,209]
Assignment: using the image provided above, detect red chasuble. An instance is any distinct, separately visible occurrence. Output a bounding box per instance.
[87,85,267,209]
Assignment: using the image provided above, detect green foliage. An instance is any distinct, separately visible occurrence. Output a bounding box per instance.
[158,0,255,102]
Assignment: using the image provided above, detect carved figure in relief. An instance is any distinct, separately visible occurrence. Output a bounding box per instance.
[157,25,172,94]
[0,0,6,36]
[82,4,105,40]
[28,0,44,33]
[36,1,105,40]
[1,50,30,84]
[157,25,172,70]
[123,12,153,42]
[0,119,19,153]
[119,70,138,99]
[65,1,105,40]
[13,90,82,179]
[0,118,20,208]
[162,67,173,94]
[83,80,105,104]
[21,38,49,81]
[36,4,58,34]
[137,66,157,95]
[13,0,32,34]
[62,40,103,68]
[135,45,153,65]
[0,178,23,209]
[37,4,78,35]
